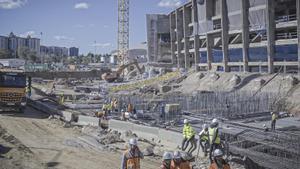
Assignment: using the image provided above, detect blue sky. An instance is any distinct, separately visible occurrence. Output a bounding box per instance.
[0,0,188,55]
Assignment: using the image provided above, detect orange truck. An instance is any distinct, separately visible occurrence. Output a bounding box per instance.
[0,69,28,113]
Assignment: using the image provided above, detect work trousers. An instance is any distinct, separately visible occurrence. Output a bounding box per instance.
[199,139,209,155]
[271,120,276,131]
[182,136,197,155]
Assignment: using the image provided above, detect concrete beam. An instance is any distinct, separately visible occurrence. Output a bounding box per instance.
[183,6,191,69]
[221,0,229,72]
[176,10,185,68]
[242,0,250,72]
[206,34,213,70]
[297,0,300,74]
[170,14,177,65]
[266,0,275,73]
[192,0,200,70]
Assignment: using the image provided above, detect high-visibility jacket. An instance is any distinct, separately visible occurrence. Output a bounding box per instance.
[160,162,171,169]
[209,127,220,144]
[128,104,133,113]
[199,129,209,141]
[170,160,191,169]
[121,149,143,169]
[183,124,196,139]
[272,113,278,121]
[209,161,231,169]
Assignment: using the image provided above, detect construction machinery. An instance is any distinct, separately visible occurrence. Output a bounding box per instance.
[0,69,28,113]
[101,60,144,83]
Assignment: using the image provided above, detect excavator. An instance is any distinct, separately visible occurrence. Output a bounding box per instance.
[101,59,144,83]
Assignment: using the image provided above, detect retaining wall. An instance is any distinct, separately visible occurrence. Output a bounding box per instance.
[109,119,182,147]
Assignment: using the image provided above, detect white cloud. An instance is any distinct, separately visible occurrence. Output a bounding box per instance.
[19,31,36,38]
[0,0,27,9]
[91,43,112,48]
[74,24,85,28]
[158,0,181,8]
[54,35,75,41]
[74,2,89,9]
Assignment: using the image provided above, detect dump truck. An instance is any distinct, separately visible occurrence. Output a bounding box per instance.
[101,59,144,83]
[0,69,28,113]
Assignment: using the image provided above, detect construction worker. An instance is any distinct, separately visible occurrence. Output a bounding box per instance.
[59,93,65,105]
[121,138,144,169]
[182,119,197,155]
[199,124,209,156]
[128,103,134,113]
[111,98,118,112]
[160,152,173,169]
[170,151,191,169]
[209,118,221,162]
[121,109,126,121]
[209,149,230,169]
[271,112,278,131]
[26,86,31,98]
[263,124,269,132]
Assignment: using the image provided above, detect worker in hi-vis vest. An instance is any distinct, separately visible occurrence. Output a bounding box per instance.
[121,138,144,169]
[208,118,221,162]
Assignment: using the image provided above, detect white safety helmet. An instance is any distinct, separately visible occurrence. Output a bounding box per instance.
[263,124,266,127]
[163,152,173,160]
[129,138,138,146]
[173,151,181,159]
[121,109,125,112]
[183,119,189,124]
[270,112,274,115]
[202,124,208,129]
[212,118,218,124]
[213,149,223,157]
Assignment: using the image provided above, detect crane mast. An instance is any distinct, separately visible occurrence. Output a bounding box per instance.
[117,0,129,65]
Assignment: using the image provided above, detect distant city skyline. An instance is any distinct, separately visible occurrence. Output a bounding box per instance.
[0,0,188,55]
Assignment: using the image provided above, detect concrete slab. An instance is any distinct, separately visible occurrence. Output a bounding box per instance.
[61,111,73,122]
[77,115,99,126]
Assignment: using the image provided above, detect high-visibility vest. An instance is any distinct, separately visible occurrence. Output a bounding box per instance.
[209,127,220,144]
[272,114,277,121]
[209,161,231,169]
[125,150,141,169]
[170,160,191,169]
[200,130,209,141]
[183,124,196,139]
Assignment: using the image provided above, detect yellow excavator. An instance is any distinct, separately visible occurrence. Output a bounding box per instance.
[102,59,144,83]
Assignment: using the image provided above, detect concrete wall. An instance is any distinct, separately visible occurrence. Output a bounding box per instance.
[109,119,182,147]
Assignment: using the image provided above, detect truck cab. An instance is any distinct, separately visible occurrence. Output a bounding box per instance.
[0,69,27,113]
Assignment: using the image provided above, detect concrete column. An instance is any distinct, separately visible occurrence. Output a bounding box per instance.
[221,0,229,72]
[266,0,275,73]
[176,9,184,68]
[183,6,190,69]
[241,0,250,72]
[192,0,200,69]
[207,34,213,70]
[170,14,176,65]
[297,0,300,74]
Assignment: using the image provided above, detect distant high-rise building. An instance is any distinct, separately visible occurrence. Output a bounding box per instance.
[69,47,79,57]
[0,32,40,58]
[0,36,8,50]
[40,46,69,57]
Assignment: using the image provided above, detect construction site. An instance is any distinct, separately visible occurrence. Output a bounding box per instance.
[1,0,300,169]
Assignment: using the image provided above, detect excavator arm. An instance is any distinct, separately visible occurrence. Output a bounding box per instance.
[102,59,144,83]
